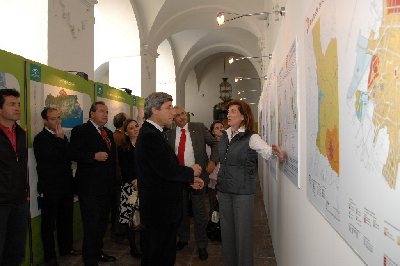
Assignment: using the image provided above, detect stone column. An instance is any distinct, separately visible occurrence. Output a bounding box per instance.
[140,44,159,98]
[48,0,97,79]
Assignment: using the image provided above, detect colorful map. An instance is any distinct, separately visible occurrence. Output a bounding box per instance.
[312,19,340,175]
[277,40,299,187]
[305,0,400,264]
[45,89,83,128]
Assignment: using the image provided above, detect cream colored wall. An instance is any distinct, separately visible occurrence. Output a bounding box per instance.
[261,0,364,265]
[157,39,176,102]
[48,0,95,79]
[185,54,260,128]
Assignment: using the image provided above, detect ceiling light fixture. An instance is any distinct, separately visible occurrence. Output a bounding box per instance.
[235,76,267,83]
[216,6,285,26]
[228,54,272,64]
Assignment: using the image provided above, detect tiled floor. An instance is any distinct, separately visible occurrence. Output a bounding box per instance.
[57,181,276,266]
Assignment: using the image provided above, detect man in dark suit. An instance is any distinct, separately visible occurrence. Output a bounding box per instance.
[0,89,28,265]
[69,101,116,266]
[166,106,218,260]
[33,107,78,266]
[135,92,203,266]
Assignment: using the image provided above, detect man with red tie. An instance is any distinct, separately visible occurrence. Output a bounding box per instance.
[166,106,219,260]
[69,101,116,266]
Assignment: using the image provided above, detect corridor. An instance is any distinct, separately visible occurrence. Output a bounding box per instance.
[56,180,277,266]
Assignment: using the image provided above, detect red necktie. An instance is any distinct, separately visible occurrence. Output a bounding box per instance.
[177,128,186,166]
[100,127,111,151]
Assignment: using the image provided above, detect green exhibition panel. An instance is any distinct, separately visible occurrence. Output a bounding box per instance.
[95,83,133,131]
[132,95,144,125]
[24,61,94,265]
[0,49,26,127]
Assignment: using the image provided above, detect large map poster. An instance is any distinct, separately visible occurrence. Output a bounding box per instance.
[277,40,299,187]
[305,0,400,264]
[27,62,94,217]
[95,83,132,132]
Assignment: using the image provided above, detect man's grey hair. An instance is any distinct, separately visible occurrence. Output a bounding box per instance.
[144,92,173,119]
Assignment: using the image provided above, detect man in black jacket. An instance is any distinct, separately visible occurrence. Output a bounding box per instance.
[135,92,203,266]
[33,107,77,266]
[0,89,28,265]
[69,101,116,266]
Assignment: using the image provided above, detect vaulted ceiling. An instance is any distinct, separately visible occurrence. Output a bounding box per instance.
[131,0,271,100]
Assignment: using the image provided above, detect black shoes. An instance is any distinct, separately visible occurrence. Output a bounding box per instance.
[176,241,188,250]
[60,248,81,256]
[98,251,116,262]
[198,248,208,261]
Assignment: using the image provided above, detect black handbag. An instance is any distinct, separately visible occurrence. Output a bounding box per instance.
[206,201,221,241]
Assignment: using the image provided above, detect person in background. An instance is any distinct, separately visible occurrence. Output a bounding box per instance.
[33,107,78,266]
[166,106,218,261]
[217,100,285,266]
[111,112,127,233]
[0,89,28,265]
[69,101,116,266]
[207,120,224,216]
[135,92,204,266]
[117,118,142,259]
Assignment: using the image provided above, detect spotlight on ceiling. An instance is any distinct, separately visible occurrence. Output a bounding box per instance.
[216,6,285,26]
[228,54,272,64]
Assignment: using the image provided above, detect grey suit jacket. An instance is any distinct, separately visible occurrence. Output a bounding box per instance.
[166,122,219,177]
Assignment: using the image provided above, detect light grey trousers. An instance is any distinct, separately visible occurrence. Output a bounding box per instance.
[218,191,254,266]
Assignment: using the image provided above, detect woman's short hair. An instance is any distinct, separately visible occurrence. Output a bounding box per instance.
[227,100,255,133]
[144,92,173,119]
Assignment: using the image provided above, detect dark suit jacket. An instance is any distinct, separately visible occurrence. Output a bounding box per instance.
[0,124,27,204]
[135,121,194,227]
[69,121,116,196]
[33,128,73,196]
[118,143,137,184]
[166,122,218,178]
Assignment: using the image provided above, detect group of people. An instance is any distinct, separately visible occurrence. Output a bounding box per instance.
[0,88,285,266]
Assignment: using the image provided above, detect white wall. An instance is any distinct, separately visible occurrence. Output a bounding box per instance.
[157,39,176,102]
[0,0,48,64]
[94,0,141,92]
[185,55,260,128]
[261,0,365,265]
[48,0,95,79]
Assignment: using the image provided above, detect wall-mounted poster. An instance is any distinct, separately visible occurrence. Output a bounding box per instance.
[277,39,299,187]
[305,0,399,264]
[27,61,94,217]
[132,95,144,126]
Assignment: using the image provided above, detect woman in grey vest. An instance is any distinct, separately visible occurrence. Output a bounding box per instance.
[217,100,285,266]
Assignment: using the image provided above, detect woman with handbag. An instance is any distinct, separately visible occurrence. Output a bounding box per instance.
[118,118,142,259]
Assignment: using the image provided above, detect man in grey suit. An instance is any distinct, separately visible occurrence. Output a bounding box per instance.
[166,106,218,261]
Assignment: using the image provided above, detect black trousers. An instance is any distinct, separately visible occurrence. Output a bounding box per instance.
[79,195,111,265]
[0,202,28,265]
[141,223,178,266]
[40,194,73,261]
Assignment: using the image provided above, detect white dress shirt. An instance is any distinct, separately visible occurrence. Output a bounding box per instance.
[226,126,273,160]
[146,119,163,132]
[174,124,195,167]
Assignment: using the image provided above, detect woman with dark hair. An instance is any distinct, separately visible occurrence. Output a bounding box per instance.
[207,120,224,215]
[217,100,285,266]
[118,118,142,259]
